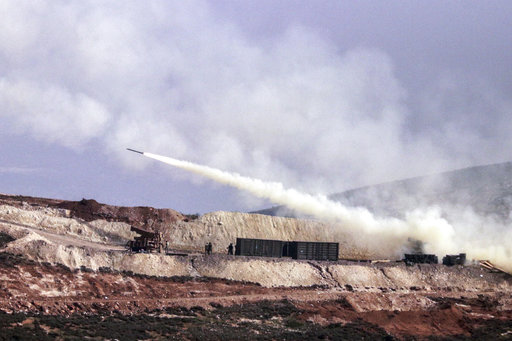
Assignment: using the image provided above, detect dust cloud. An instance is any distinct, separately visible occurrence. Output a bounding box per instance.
[142,151,511,271]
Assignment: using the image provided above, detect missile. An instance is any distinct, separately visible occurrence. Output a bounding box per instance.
[126,148,144,154]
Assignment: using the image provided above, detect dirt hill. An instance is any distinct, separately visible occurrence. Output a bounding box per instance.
[1,193,512,339]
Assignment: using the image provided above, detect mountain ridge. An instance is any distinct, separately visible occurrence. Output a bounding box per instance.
[253,161,512,220]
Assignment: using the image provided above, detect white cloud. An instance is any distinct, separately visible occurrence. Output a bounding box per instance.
[0,0,509,194]
[0,78,111,148]
[1,1,511,267]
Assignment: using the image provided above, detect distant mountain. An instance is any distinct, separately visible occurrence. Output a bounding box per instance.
[253,162,512,220]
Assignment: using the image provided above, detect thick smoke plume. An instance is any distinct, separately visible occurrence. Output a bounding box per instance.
[2,1,512,205]
[143,151,512,271]
[1,2,511,270]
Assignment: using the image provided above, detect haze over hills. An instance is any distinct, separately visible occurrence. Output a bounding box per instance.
[254,161,512,221]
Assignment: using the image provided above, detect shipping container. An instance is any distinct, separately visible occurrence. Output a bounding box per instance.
[404,253,438,264]
[235,238,284,258]
[288,241,339,261]
[235,238,339,261]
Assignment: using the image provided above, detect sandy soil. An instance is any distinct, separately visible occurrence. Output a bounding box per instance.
[1,193,512,340]
[1,253,512,339]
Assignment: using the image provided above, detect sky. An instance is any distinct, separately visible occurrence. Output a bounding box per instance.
[1,0,511,214]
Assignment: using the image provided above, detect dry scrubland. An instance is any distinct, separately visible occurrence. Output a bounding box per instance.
[1,195,512,339]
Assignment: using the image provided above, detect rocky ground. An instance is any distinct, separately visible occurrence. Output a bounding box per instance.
[1,193,512,340]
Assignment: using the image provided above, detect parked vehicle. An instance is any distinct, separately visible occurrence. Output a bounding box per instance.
[442,253,466,266]
[126,226,162,253]
[404,253,438,265]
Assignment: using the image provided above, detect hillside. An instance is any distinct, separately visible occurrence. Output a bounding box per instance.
[1,193,512,339]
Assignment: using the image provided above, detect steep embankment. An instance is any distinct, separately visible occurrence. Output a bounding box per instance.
[0,195,510,291]
[4,253,512,340]
[0,194,391,260]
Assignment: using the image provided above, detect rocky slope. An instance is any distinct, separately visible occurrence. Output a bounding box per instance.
[1,194,510,288]
[2,252,512,340]
[1,193,389,260]
[1,193,512,339]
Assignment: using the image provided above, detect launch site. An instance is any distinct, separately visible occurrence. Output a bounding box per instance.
[2,1,512,340]
[2,155,512,339]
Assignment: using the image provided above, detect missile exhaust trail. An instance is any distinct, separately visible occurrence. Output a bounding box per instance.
[126,148,406,229]
[126,148,512,272]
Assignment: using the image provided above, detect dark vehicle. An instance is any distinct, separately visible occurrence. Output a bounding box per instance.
[126,226,162,253]
[404,253,438,265]
[235,238,339,261]
[442,253,466,266]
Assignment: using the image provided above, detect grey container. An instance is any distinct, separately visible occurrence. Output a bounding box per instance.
[235,238,339,261]
[235,238,283,258]
[288,241,339,261]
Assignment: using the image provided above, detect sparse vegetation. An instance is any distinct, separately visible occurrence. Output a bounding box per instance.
[0,232,15,248]
[0,303,395,341]
[183,213,200,221]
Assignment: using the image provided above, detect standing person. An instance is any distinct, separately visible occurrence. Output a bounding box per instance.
[165,241,169,254]
[227,243,234,255]
[208,242,213,255]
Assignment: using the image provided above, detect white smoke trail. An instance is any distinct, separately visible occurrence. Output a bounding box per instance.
[143,151,511,271]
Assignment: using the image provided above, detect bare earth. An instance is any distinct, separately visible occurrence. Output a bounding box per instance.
[0,193,511,340]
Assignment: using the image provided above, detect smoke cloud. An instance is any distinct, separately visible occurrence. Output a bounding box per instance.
[1,2,511,269]
[1,1,511,197]
[143,151,512,271]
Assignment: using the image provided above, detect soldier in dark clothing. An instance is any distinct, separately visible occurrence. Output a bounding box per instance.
[207,242,213,255]
[227,243,234,255]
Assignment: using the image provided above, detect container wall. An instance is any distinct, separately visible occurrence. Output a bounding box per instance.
[404,254,438,264]
[235,238,283,258]
[236,238,338,261]
[290,241,339,261]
